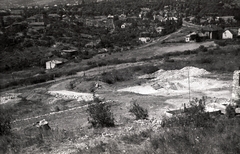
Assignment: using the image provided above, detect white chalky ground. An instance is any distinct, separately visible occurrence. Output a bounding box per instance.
[118,67,231,98]
[48,90,96,102]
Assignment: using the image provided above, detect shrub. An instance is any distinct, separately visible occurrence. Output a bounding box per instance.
[87,97,115,128]
[162,97,214,128]
[121,129,152,144]
[140,65,159,74]
[215,40,227,46]
[225,105,236,118]
[0,107,12,136]
[129,100,148,120]
[198,45,207,52]
[183,50,191,55]
[100,69,133,84]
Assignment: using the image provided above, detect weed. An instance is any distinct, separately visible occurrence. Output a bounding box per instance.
[87,97,115,128]
[129,100,148,120]
[0,107,12,136]
[100,69,133,84]
[225,105,236,118]
[140,65,159,74]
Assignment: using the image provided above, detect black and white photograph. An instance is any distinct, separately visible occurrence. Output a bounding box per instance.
[0,0,240,153]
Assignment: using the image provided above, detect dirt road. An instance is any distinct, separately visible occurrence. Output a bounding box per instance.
[0,20,215,95]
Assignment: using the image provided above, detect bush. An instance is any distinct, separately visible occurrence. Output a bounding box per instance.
[225,105,236,118]
[198,45,208,52]
[140,65,159,74]
[87,97,115,128]
[100,69,133,84]
[161,97,214,128]
[129,101,148,120]
[121,129,152,144]
[215,40,227,46]
[0,108,12,136]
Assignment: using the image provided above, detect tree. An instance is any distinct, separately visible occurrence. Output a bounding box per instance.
[0,108,12,136]
[226,105,236,118]
[129,100,148,120]
[87,97,115,128]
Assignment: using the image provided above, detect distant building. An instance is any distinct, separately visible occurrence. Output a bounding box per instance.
[155,15,165,22]
[121,23,132,29]
[216,16,237,23]
[10,9,24,15]
[185,32,197,42]
[61,49,77,57]
[155,26,165,34]
[222,28,239,39]
[48,14,60,21]
[139,37,151,43]
[26,14,44,23]
[29,22,45,31]
[119,14,126,20]
[202,25,223,40]
[3,15,23,25]
[85,39,101,48]
[46,58,67,69]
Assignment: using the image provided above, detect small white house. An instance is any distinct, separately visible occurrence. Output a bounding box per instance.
[155,26,165,34]
[185,32,197,42]
[46,59,64,69]
[139,37,150,43]
[222,30,234,39]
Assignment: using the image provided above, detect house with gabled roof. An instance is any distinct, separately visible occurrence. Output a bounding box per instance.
[222,27,240,39]
[46,58,67,69]
[10,9,24,15]
[27,14,44,23]
[29,22,45,31]
[202,25,223,40]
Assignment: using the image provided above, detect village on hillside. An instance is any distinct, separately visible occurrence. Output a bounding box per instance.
[0,1,240,153]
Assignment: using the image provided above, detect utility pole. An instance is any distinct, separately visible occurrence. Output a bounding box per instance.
[188,66,191,103]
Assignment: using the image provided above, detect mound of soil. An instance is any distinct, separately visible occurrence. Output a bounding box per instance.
[118,66,231,98]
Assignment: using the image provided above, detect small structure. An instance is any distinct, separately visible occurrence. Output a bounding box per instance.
[155,26,165,34]
[48,14,60,21]
[139,37,150,43]
[155,15,165,22]
[26,14,44,23]
[61,49,77,57]
[10,9,24,15]
[29,22,45,31]
[139,32,151,43]
[121,23,132,29]
[34,119,51,130]
[85,39,101,48]
[46,58,67,69]
[185,32,197,42]
[222,28,239,39]
[34,119,51,137]
[202,25,223,40]
[119,14,126,20]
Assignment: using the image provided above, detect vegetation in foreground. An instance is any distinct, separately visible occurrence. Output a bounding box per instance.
[87,97,115,128]
[1,96,240,153]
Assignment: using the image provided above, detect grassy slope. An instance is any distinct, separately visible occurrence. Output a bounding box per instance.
[1,42,240,153]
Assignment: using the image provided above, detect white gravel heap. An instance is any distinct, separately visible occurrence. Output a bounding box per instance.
[48,90,96,102]
[0,93,21,104]
[140,66,210,80]
[119,66,230,97]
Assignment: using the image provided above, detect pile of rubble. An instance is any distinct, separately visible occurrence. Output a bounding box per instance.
[48,90,96,102]
[119,66,231,97]
[0,93,21,104]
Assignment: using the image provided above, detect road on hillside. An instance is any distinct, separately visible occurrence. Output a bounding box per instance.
[0,21,212,94]
[182,20,202,28]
